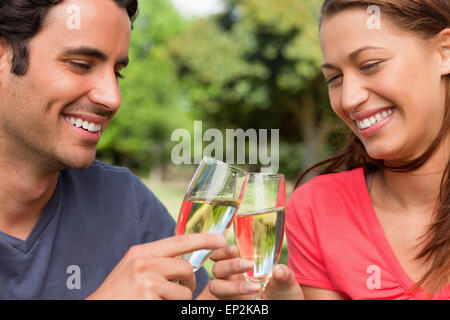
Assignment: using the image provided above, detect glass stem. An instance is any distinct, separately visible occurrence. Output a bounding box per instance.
[253,281,268,300]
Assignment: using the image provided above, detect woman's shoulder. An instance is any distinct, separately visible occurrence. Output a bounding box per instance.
[287,167,368,226]
[287,167,367,216]
[292,167,364,198]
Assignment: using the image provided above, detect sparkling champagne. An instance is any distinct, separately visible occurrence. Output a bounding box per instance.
[234,206,285,283]
[176,198,240,270]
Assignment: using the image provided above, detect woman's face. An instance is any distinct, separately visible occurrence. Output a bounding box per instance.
[320,8,448,162]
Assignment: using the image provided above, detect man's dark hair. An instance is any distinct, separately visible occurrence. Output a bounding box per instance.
[0,0,138,76]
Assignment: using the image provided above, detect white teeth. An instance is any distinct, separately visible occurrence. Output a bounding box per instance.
[375,113,383,122]
[88,123,97,132]
[65,117,102,133]
[356,108,394,130]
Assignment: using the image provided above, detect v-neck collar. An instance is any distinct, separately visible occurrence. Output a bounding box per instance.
[358,167,450,299]
[0,174,62,254]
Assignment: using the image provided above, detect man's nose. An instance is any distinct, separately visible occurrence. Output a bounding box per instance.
[87,70,122,112]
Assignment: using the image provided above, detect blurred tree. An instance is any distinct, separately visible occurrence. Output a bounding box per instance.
[96,0,195,179]
[169,0,342,181]
[96,0,346,185]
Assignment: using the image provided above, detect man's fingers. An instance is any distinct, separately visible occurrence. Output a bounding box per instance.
[156,279,194,300]
[132,233,227,258]
[179,276,196,295]
[127,256,197,292]
[138,257,194,280]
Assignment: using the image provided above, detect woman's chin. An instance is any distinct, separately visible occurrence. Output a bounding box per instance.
[364,144,402,162]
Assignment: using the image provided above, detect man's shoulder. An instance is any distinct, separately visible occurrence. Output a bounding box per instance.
[62,160,147,195]
[65,160,134,181]
[83,159,132,175]
[60,160,169,217]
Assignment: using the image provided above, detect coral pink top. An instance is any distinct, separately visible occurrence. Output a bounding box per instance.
[286,167,450,300]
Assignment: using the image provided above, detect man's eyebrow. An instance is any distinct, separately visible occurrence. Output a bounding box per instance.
[61,46,129,67]
[321,46,386,70]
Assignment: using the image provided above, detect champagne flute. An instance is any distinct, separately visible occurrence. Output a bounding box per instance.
[175,157,247,271]
[233,173,286,299]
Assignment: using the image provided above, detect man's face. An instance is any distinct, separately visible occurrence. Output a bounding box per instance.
[0,0,131,172]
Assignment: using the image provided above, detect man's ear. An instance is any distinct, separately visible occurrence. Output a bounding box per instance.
[0,40,5,84]
[0,38,11,75]
[436,28,450,76]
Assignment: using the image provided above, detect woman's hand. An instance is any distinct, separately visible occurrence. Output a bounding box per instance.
[264,264,304,300]
[208,244,304,300]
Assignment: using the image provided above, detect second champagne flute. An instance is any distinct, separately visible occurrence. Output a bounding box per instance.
[175,157,247,271]
[233,173,286,299]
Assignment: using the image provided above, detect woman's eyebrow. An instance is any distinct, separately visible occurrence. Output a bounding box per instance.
[348,45,386,60]
[321,46,386,70]
[321,62,337,70]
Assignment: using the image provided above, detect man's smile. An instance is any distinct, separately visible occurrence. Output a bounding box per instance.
[64,116,102,133]
[61,113,109,143]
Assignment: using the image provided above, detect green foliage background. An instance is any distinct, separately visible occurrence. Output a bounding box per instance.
[97,0,345,187]
[93,0,352,277]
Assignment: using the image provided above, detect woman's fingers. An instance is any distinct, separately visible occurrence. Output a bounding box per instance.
[212,257,253,279]
[263,264,304,300]
[209,278,260,299]
[209,244,239,262]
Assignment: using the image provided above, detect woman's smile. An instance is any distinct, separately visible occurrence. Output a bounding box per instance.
[320,7,446,161]
[352,106,395,138]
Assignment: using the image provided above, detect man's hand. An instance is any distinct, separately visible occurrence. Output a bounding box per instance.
[86,233,227,300]
[208,244,304,300]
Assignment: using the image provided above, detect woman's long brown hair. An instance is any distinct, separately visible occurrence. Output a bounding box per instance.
[295,0,450,296]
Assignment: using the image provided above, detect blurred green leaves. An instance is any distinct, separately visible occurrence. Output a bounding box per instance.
[97,0,193,174]
[97,0,341,182]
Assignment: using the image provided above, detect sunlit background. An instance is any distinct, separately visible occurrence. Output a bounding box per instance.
[96,0,345,274]
[171,0,226,17]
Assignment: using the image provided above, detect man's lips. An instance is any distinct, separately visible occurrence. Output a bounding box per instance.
[62,113,107,125]
[62,113,109,133]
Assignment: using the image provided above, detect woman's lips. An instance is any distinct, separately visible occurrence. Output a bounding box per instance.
[351,106,395,121]
[356,107,396,138]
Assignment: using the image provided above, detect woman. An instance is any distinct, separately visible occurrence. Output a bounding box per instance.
[208,0,449,300]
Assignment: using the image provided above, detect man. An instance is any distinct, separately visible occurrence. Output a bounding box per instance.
[0,0,301,300]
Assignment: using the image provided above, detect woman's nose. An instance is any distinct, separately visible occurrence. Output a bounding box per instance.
[341,75,370,112]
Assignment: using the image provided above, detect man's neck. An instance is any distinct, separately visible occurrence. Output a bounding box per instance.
[0,159,59,240]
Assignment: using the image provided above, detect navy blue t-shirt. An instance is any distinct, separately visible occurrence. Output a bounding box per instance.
[0,160,209,299]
